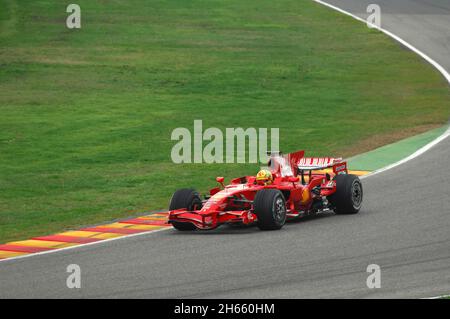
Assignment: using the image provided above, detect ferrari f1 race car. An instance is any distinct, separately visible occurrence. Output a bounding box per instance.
[168,150,363,231]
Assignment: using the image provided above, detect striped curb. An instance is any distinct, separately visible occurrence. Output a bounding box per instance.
[0,212,171,260]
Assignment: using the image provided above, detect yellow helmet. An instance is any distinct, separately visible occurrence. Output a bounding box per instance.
[256,169,273,185]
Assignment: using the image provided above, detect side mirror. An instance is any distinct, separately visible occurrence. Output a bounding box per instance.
[216,176,225,188]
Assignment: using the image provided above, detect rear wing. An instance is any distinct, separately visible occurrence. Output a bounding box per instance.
[297,157,348,175]
[267,151,347,176]
[268,150,304,177]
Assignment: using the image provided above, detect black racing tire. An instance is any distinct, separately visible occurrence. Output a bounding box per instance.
[253,189,287,230]
[169,189,202,231]
[328,174,363,214]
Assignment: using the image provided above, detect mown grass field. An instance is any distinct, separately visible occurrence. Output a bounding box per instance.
[0,0,449,243]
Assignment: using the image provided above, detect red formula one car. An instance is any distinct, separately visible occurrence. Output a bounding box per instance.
[168,151,363,231]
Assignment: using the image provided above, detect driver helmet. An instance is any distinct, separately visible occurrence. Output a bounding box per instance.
[256,169,273,185]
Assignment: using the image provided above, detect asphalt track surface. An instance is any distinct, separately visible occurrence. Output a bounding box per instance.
[0,0,449,298]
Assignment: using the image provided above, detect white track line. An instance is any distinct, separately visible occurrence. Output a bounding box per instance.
[423,294,450,299]
[312,0,450,85]
[1,1,449,264]
[313,0,450,178]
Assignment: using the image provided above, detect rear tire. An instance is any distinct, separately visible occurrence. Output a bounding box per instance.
[253,189,287,230]
[169,189,202,231]
[328,174,363,214]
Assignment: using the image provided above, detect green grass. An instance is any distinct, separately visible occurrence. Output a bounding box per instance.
[0,0,449,243]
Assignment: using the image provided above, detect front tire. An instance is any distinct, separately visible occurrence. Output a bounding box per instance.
[253,189,287,230]
[328,174,363,214]
[169,189,202,231]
